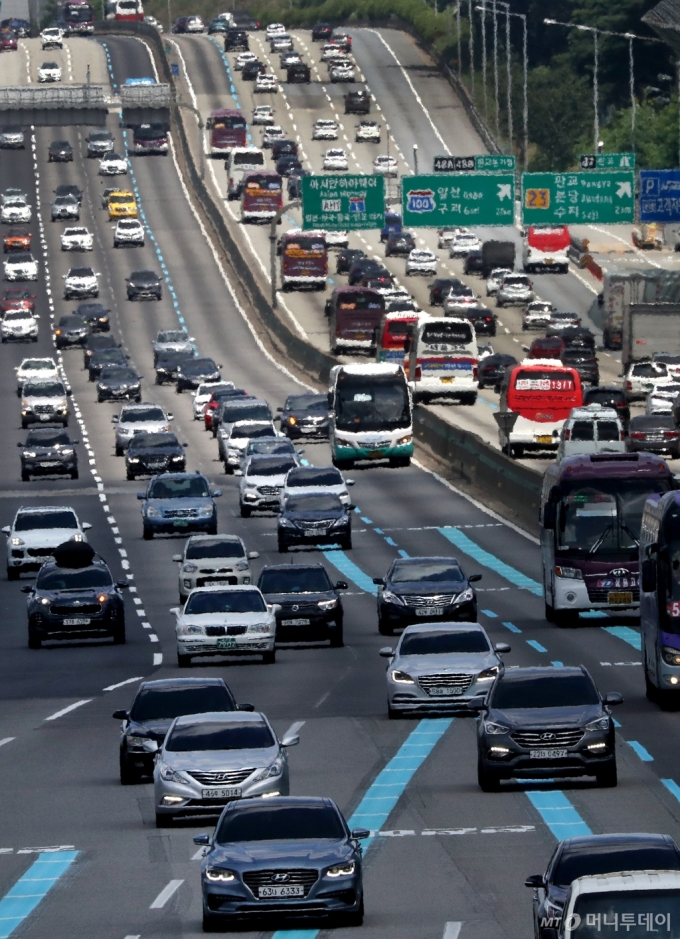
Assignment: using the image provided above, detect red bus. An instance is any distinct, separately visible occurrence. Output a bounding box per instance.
[497,359,582,458]
[326,286,385,355]
[376,310,419,372]
[241,171,282,223]
[60,0,95,33]
[523,224,570,274]
[281,230,327,291]
[207,109,247,156]
[110,0,143,21]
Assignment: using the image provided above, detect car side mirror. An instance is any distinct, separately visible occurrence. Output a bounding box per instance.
[236,702,254,712]
[351,828,370,840]
[494,643,511,654]
[112,709,129,720]
[373,577,385,586]
[525,874,544,889]
[20,585,33,593]
[136,493,145,500]
[193,834,211,846]
[347,504,356,511]
[379,646,393,657]
[172,554,182,562]
[16,442,23,448]
[281,733,299,747]
[66,388,72,396]
[2,526,12,534]
[468,574,482,583]
[248,551,259,559]
[346,479,355,486]
[604,692,623,706]
[335,580,348,590]
[276,406,283,412]
[82,523,92,530]
[116,580,129,589]
[212,489,222,497]
[234,469,243,476]
[111,416,119,423]
[270,603,282,614]
[169,607,180,615]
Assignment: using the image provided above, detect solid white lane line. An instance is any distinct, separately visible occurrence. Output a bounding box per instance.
[150,878,184,908]
[443,922,462,939]
[103,677,144,692]
[0,738,15,748]
[44,700,92,721]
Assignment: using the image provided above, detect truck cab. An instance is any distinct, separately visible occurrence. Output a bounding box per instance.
[523,225,570,274]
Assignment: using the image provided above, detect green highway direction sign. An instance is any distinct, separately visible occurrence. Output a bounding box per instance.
[579,152,636,170]
[433,154,515,172]
[301,174,385,231]
[402,173,515,227]
[521,171,636,225]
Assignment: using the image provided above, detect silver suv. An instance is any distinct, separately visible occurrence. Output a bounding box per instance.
[4,505,90,579]
[112,402,173,455]
[172,534,258,602]
[496,273,534,308]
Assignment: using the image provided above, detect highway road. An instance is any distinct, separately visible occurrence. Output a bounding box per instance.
[1,28,680,939]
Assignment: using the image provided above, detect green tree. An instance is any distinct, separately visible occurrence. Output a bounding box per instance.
[528,60,592,169]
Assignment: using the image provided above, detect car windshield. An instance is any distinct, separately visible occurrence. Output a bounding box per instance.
[148,477,210,499]
[21,359,52,369]
[391,560,465,583]
[25,430,70,446]
[109,195,133,204]
[216,804,345,844]
[23,381,64,397]
[185,540,245,560]
[120,408,165,423]
[100,368,137,381]
[5,310,32,321]
[286,494,343,512]
[130,684,235,721]
[554,845,680,888]
[288,468,341,487]
[68,269,93,278]
[93,350,125,362]
[247,439,292,457]
[231,424,273,439]
[158,331,188,342]
[183,359,216,373]
[184,590,266,614]
[400,629,490,655]
[570,891,680,939]
[15,510,77,530]
[491,673,599,709]
[167,719,274,752]
[259,567,333,593]
[36,566,113,590]
[129,433,177,450]
[248,457,296,477]
[8,253,32,263]
[225,404,272,423]
[335,375,411,433]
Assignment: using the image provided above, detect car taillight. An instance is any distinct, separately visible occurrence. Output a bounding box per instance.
[564,429,571,440]
[620,431,626,441]
[665,431,680,439]
[415,366,422,381]
[626,381,633,390]
[473,367,478,380]
[630,432,645,439]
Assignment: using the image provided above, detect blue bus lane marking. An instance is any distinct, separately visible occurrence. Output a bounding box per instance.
[0,852,79,938]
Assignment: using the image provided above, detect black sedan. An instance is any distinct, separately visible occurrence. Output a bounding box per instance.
[374,556,481,635]
[561,347,599,386]
[348,257,383,285]
[125,431,186,479]
[275,156,303,177]
[88,347,128,381]
[48,139,73,162]
[526,833,680,939]
[126,269,162,301]
[463,249,484,275]
[258,563,347,645]
[242,59,266,80]
[55,183,83,203]
[462,306,497,336]
[155,350,194,385]
[336,247,365,275]
[277,392,329,439]
[312,21,333,39]
[176,356,221,393]
[18,426,78,480]
[196,797,366,931]
[582,385,630,427]
[114,676,245,784]
[385,232,416,257]
[271,139,298,160]
[96,366,141,403]
[83,332,120,368]
[429,277,463,305]
[75,301,110,332]
[477,666,621,791]
[477,353,517,391]
[54,314,90,348]
[23,541,128,648]
[278,493,352,552]
[628,414,680,458]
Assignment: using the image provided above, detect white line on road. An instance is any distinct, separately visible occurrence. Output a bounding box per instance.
[103,677,144,692]
[444,922,462,939]
[150,878,184,909]
[124,935,141,938]
[0,738,15,748]
[44,700,92,721]
[283,720,305,739]
[153,653,163,666]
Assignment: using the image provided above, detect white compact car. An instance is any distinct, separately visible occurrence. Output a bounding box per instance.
[113,218,145,247]
[624,360,670,402]
[1,196,31,223]
[37,61,62,82]
[16,357,59,393]
[312,119,339,140]
[172,585,278,666]
[270,34,293,51]
[262,126,285,147]
[496,273,535,307]
[355,120,380,143]
[252,105,275,125]
[254,74,278,93]
[192,381,230,420]
[406,249,437,276]
[99,153,128,176]
[646,382,680,415]
[437,228,458,249]
[323,230,349,250]
[4,252,38,281]
[329,63,355,82]
[21,378,70,428]
[61,227,93,252]
[442,287,482,316]
[172,533,258,601]
[322,148,348,171]
[448,230,482,257]
[1,309,39,343]
[265,22,286,39]
[237,452,299,516]
[221,421,279,471]
[234,52,257,70]
[3,505,90,579]
[63,267,99,299]
[522,300,555,330]
[373,155,398,176]
[281,464,353,507]
[40,27,63,48]
[485,267,512,296]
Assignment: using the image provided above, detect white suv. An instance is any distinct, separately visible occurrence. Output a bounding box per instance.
[112,402,173,455]
[624,359,669,402]
[4,506,91,579]
[40,27,64,48]
[172,534,259,601]
[63,267,99,299]
[61,227,93,252]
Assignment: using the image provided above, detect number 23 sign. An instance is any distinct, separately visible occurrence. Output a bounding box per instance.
[524,188,550,209]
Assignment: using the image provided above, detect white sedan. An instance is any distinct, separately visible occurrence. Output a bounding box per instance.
[98,152,128,176]
[252,105,275,125]
[406,249,437,276]
[254,74,278,93]
[373,155,398,177]
[323,148,348,171]
[355,121,380,143]
[1,197,31,224]
[60,227,94,252]
[329,63,355,82]
[234,52,257,70]
[262,126,285,147]
[265,22,286,39]
[16,357,59,392]
[0,308,39,343]
[312,119,339,140]
[646,382,680,415]
[37,61,61,82]
[4,253,38,281]
[449,230,482,257]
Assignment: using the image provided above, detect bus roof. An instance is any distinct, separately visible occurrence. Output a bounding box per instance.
[336,363,405,378]
[210,108,242,118]
[332,285,382,295]
[384,310,420,322]
[554,452,673,481]
[283,229,325,239]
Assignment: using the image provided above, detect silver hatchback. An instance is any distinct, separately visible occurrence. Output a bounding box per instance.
[380,622,510,718]
[113,402,172,455]
[173,534,258,602]
[154,711,299,827]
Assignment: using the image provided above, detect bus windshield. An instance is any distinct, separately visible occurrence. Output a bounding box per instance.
[421,321,473,349]
[337,290,383,311]
[335,375,410,432]
[284,237,325,256]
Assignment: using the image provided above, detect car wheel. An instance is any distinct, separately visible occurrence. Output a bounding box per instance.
[27,624,42,649]
[342,897,364,927]
[644,659,659,702]
[112,623,126,644]
[97,394,104,403]
[21,470,30,482]
[544,601,556,624]
[388,703,402,720]
[329,624,344,647]
[596,762,618,788]
[119,751,141,785]
[142,526,153,541]
[262,650,276,664]
[177,653,192,668]
[202,911,223,933]
[240,504,252,518]
[155,813,172,828]
[115,444,124,457]
[477,758,501,792]
[21,420,27,429]
[7,566,19,581]
[377,615,393,636]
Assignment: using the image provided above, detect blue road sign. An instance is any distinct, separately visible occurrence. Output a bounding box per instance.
[639,170,680,222]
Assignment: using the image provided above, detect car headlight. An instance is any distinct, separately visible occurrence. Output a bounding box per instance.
[453,587,475,605]
[181,624,204,635]
[235,560,248,572]
[60,449,74,456]
[146,507,160,518]
[484,721,510,735]
[477,666,499,682]
[279,516,296,528]
[39,596,50,606]
[253,756,283,781]
[326,862,355,878]
[10,537,24,546]
[126,734,154,752]
[182,563,198,573]
[334,436,353,448]
[128,457,140,463]
[332,515,349,527]
[73,534,84,542]
[248,622,272,634]
[396,435,412,446]
[382,590,404,606]
[585,717,610,732]
[160,763,191,784]
[205,868,237,882]
[198,504,214,518]
[662,646,680,666]
[23,451,37,458]
[391,670,414,683]
[555,566,582,580]
[318,598,338,610]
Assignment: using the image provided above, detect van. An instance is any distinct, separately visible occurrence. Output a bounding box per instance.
[226,147,265,199]
[557,404,625,461]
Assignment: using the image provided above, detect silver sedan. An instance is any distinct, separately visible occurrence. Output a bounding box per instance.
[154,711,299,827]
[380,622,510,718]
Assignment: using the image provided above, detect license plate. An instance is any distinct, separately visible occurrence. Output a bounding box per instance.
[202,787,241,799]
[304,530,318,537]
[608,591,633,605]
[354,332,369,340]
[530,749,567,760]
[63,617,90,625]
[173,519,189,527]
[429,685,463,696]
[545,258,553,264]
[416,607,444,616]
[440,377,454,384]
[216,637,236,649]
[209,580,231,587]
[282,618,311,625]
[258,885,305,899]
[368,450,384,459]
[536,435,553,444]
[39,461,60,467]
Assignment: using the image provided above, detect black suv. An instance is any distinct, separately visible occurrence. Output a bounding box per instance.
[476,666,622,791]
[463,306,497,336]
[385,232,416,257]
[155,350,194,385]
[126,269,162,301]
[464,249,484,275]
[582,385,630,428]
[224,27,248,50]
[87,347,128,381]
[278,492,352,552]
[258,563,348,645]
[75,301,110,332]
[561,347,599,386]
[277,392,330,439]
[83,332,119,368]
[23,541,128,648]
[478,353,517,391]
[48,139,73,162]
[126,432,186,479]
[113,677,251,783]
[374,556,481,635]
[336,247,365,275]
[429,277,463,305]
[54,314,90,348]
[242,59,265,80]
[55,183,83,204]
[312,22,333,40]
[526,833,680,939]
[176,357,221,393]
[18,426,78,480]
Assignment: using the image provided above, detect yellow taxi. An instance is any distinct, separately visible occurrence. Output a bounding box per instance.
[107,190,138,220]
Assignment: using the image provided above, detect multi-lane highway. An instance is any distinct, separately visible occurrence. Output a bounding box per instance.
[2,25,680,939]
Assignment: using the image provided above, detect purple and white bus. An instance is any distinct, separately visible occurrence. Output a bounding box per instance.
[540,452,676,626]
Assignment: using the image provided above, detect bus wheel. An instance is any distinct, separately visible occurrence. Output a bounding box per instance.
[389,456,410,468]
[333,458,354,470]
[544,602,556,623]
[554,609,579,628]
[510,444,524,459]
[644,666,659,703]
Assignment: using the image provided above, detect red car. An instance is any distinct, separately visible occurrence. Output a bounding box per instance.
[528,336,565,360]
[3,228,31,253]
[0,28,18,50]
[0,288,36,314]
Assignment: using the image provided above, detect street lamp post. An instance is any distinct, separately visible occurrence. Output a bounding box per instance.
[480,0,488,120]
[413,143,419,175]
[467,0,475,100]
[492,0,499,140]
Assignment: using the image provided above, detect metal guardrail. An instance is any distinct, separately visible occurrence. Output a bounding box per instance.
[0,85,109,109]
[120,83,171,109]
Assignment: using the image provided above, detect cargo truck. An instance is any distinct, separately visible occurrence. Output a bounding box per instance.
[481,240,515,278]
[602,269,680,353]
